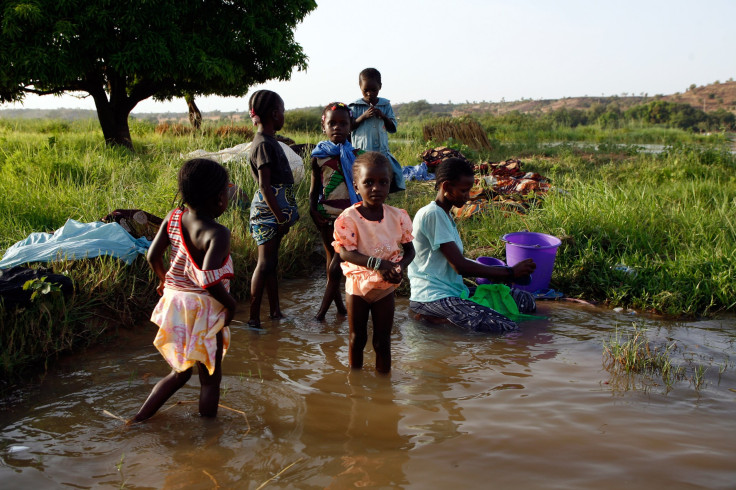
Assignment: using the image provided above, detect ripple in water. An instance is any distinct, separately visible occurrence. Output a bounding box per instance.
[1,277,735,488]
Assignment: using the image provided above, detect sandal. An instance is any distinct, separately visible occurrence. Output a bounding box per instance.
[533,288,563,300]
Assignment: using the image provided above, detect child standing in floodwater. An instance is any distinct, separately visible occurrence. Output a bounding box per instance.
[349,67,406,193]
[130,159,237,423]
[332,152,415,373]
[247,89,299,328]
[309,102,364,320]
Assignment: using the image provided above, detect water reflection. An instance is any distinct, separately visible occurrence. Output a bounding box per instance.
[295,369,409,488]
[1,277,735,488]
[395,311,558,453]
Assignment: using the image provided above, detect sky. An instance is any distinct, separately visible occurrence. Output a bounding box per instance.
[4,0,736,113]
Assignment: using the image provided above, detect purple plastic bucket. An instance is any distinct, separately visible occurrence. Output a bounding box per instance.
[502,232,561,292]
[475,256,505,285]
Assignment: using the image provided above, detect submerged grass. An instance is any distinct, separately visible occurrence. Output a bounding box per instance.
[602,322,718,392]
[603,323,684,389]
[1,117,734,383]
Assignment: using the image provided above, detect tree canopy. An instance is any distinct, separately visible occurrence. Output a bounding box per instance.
[0,0,317,147]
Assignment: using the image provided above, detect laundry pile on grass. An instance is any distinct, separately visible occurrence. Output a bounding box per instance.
[412,146,552,219]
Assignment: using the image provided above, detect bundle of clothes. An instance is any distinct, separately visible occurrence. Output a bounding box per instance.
[0,209,163,308]
[414,147,552,219]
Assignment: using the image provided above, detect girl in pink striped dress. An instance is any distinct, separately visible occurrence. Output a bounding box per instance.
[130,159,237,423]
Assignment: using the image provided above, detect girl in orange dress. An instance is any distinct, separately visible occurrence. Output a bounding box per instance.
[332,152,415,373]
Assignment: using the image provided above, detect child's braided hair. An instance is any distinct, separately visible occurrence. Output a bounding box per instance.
[178,158,229,209]
[321,102,352,123]
[248,90,282,124]
[434,157,474,190]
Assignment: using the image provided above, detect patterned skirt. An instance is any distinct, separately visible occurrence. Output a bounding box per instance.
[249,184,299,245]
[151,289,231,375]
[409,288,536,333]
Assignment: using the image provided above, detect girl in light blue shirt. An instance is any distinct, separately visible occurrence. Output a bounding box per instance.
[407,158,536,332]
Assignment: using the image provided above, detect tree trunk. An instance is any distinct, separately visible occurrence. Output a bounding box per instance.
[90,97,133,149]
[87,80,134,149]
[102,109,133,149]
[185,93,202,130]
[83,73,158,149]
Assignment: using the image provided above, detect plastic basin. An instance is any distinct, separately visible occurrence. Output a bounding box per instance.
[475,256,505,285]
[502,232,561,292]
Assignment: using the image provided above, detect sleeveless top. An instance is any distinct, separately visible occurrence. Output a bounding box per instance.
[164,208,233,293]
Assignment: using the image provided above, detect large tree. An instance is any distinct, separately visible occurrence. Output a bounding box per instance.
[0,0,316,148]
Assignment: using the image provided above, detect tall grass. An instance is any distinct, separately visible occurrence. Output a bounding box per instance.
[0,119,319,383]
[0,256,157,385]
[0,116,734,382]
[395,115,729,162]
[462,144,736,316]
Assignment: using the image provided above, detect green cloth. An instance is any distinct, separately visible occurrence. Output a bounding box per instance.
[463,284,546,322]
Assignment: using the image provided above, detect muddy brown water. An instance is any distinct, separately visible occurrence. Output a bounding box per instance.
[1,275,735,489]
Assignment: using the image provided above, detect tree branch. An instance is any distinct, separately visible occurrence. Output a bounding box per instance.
[21,85,85,96]
[127,78,164,109]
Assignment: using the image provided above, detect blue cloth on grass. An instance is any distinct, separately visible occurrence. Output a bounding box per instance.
[0,219,151,269]
[402,162,435,182]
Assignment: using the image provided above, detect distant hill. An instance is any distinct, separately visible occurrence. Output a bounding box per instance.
[446,95,646,117]
[436,80,736,118]
[0,108,99,120]
[661,80,736,113]
[2,80,734,122]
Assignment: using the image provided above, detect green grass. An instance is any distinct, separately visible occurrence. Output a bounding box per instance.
[1,256,157,381]
[603,323,684,389]
[395,125,735,316]
[394,116,729,163]
[529,145,736,315]
[0,116,734,383]
[602,322,717,391]
[0,119,319,384]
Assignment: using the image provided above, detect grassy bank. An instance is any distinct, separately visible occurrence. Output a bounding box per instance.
[458,144,736,316]
[0,119,319,385]
[1,117,734,383]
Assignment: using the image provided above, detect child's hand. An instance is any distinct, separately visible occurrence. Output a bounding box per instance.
[277,222,291,235]
[363,106,377,119]
[156,280,165,296]
[275,212,292,235]
[380,263,403,284]
[511,258,536,278]
[372,107,385,120]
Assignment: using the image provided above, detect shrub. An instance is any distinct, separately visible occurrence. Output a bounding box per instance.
[282,108,321,133]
